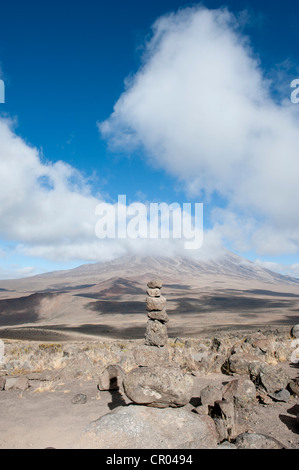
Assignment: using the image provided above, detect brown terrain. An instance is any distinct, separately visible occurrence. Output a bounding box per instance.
[0,253,298,449]
[0,252,299,341]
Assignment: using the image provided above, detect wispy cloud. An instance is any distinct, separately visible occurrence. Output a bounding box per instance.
[99,5,299,257]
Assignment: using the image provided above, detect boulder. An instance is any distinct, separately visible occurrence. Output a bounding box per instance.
[212,400,236,442]
[268,389,290,403]
[74,405,219,449]
[147,279,163,289]
[200,384,223,407]
[146,288,161,297]
[234,432,286,449]
[290,347,299,364]
[4,376,29,391]
[222,377,257,408]
[145,320,168,347]
[252,363,290,394]
[288,378,299,397]
[132,345,169,367]
[123,365,194,408]
[97,364,124,391]
[146,296,166,312]
[223,353,261,376]
[147,309,169,323]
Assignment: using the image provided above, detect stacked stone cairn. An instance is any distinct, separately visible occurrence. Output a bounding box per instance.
[145,279,169,347]
[122,279,194,408]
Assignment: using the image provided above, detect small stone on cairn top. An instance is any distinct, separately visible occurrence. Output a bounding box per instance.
[145,279,169,347]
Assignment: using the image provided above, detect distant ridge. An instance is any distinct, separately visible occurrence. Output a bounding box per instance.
[0,251,298,293]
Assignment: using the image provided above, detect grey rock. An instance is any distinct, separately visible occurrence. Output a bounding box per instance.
[234,432,286,449]
[291,324,299,339]
[4,376,29,391]
[146,296,166,312]
[254,363,290,394]
[222,377,256,408]
[147,309,169,323]
[213,400,236,442]
[288,378,299,397]
[15,376,30,391]
[290,347,299,364]
[145,320,168,347]
[123,365,194,408]
[146,288,161,297]
[147,279,163,289]
[74,405,219,449]
[71,393,87,404]
[223,353,261,376]
[98,364,124,391]
[132,345,169,367]
[193,404,210,415]
[200,384,223,406]
[268,389,290,403]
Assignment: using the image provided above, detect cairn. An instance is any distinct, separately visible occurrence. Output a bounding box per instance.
[145,279,169,347]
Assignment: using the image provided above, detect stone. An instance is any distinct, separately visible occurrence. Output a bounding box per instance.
[222,378,256,408]
[145,320,168,347]
[193,404,210,415]
[74,405,219,449]
[146,296,166,312]
[132,345,169,367]
[288,378,299,397]
[146,288,161,297]
[268,389,290,403]
[253,363,290,394]
[223,353,261,376]
[290,347,299,364]
[71,393,87,404]
[234,433,286,449]
[147,279,163,289]
[123,365,194,408]
[212,400,236,442]
[200,384,223,407]
[97,364,124,391]
[15,376,30,391]
[147,309,169,323]
[291,324,299,339]
[4,377,18,390]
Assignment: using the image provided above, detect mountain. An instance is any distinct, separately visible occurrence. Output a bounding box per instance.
[0,252,299,339]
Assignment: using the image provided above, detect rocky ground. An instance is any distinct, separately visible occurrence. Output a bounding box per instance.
[0,324,298,449]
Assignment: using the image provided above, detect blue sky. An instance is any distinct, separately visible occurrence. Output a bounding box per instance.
[1,0,299,278]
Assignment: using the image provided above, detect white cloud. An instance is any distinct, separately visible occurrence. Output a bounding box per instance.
[0,118,223,267]
[99,6,299,256]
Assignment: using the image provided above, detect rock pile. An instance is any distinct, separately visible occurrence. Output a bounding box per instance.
[123,279,195,409]
[145,279,169,347]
